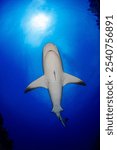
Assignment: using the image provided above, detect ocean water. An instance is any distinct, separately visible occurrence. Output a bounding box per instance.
[0,0,100,150]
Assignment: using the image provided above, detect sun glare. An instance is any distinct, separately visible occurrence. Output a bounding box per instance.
[22,11,55,46]
[30,13,51,32]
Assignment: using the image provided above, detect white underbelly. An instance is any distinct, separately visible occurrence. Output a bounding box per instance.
[44,51,63,82]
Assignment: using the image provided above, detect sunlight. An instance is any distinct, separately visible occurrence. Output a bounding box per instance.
[22,11,55,46]
[30,13,51,32]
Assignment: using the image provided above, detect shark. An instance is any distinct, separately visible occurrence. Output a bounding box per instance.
[25,43,86,126]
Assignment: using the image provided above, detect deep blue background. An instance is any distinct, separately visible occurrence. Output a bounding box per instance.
[0,0,100,150]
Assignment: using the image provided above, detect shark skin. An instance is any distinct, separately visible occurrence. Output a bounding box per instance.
[25,43,86,127]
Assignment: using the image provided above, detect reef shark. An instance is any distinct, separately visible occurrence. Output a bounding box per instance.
[25,43,86,126]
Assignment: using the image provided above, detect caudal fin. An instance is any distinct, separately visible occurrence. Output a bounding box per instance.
[59,115,66,127]
[56,112,68,127]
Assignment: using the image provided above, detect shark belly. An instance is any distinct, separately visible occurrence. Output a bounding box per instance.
[25,43,86,127]
[43,51,63,113]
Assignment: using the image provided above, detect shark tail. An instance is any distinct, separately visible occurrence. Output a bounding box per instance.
[56,112,68,127]
[52,105,68,127]
[59,114,66,127]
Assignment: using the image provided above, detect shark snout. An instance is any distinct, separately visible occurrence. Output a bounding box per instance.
[43,43,59,57]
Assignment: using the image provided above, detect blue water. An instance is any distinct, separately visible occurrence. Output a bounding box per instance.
[0,0,100,150]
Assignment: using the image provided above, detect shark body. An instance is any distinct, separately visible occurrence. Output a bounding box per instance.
[25,43,86,126]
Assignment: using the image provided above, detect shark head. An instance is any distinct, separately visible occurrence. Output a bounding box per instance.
[43,43,59,59]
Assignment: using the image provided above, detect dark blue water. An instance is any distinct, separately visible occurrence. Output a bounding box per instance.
[0,0,100,150]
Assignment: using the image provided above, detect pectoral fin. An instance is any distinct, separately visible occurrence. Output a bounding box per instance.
[63,73,86,86]
[25,75,48,93]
